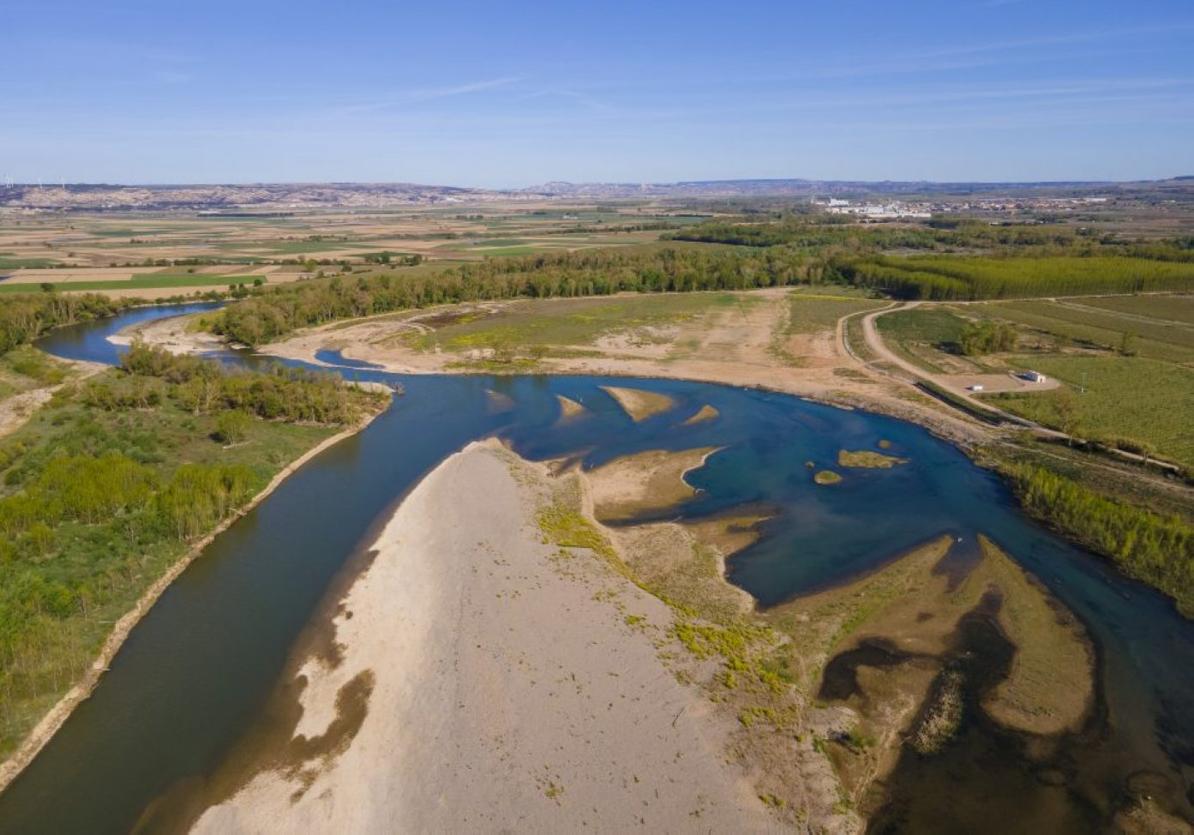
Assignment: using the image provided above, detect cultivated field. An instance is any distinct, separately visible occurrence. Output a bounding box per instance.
[0,203,707,297]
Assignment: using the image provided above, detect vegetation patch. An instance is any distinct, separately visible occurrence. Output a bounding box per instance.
[1000,462,1193,617]
[837,450,908,469]
[842,255,1194,300]
[814,470,843,485]
[0,349,384,758]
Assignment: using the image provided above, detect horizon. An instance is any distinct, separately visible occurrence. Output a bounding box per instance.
[5,173,1193,190]
[5,0,1193,186]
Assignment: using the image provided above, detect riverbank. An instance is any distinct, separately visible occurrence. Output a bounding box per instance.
[238,291,992,449]
[0,383,387,795]
[152,440,781,833]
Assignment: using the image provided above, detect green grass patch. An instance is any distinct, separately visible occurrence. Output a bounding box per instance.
[837,449,907,469]
[0,258,62,270]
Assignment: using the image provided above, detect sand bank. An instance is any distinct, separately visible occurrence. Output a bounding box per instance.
[555,393,586,420]
[683,404,720,425]
[186,441,774,833]
[587,446,721,522]
[600,385,676,422]
[109,312,228,355]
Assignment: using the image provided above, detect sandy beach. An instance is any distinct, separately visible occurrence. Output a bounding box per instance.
[186,440,777,833]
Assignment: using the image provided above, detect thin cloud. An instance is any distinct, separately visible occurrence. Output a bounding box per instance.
[336,76,523,115]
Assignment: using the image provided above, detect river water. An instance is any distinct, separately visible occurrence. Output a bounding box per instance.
[0,303,1190,832]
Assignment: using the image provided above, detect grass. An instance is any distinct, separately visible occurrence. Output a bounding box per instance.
[970,300,1194,365]
[0,274,261,294]
[0,346,73,399]
[409,293,749,355]
[837,449,908,469]
[785,294,885,334]
[537,501,625,576]
[1078,293,1194,325]
[0,258,62,270]
[989,354,1194,468]
[874,306,974,373]
[876,306,967,346]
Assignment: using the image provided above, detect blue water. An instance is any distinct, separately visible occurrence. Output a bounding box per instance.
[0,304,1190,833]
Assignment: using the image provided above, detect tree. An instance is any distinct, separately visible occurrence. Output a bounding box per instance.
[214,410,251,444]
[1119,331,1137,356]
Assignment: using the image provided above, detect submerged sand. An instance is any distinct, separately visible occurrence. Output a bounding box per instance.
[188,441,772,833]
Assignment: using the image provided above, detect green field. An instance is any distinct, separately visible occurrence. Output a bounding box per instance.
[990,355,1194,468]
[1078,294,1194,325]
[0,274,260,294]
[875,306,967,345]
[471,245,548,257]
[473,238,527,247]
[0,257,62,270]
[971,299,1194,364]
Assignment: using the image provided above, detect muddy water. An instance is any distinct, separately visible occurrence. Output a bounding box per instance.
[0,306,1189,833]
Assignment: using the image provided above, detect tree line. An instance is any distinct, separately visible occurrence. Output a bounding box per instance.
[0,292,131,355]
[837,255,1194,300]
[667,218,1093,250]
[1003,462,1194,616]
[209,246,830,346]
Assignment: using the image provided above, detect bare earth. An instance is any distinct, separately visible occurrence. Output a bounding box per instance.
[110,313,229,354]
[190,441,775,833]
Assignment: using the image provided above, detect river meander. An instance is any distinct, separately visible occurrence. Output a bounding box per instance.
[1,303,1190,833]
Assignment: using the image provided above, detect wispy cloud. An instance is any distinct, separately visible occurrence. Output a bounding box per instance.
[335,76,523,115]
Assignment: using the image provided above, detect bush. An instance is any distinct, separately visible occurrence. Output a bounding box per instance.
[213,410,251,444]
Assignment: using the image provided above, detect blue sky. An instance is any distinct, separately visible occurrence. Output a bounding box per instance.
[3,0,1193,185]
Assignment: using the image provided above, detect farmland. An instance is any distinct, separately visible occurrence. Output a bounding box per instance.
[0,274,261,295]
[991,355,1194,469]
[0,203,707,298]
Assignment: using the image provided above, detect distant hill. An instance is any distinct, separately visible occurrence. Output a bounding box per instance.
[2,177,1191,211]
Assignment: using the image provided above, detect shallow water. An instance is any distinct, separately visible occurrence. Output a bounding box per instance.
[0,305,1190,833]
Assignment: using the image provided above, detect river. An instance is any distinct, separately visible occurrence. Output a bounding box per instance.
[0,303,1190,833]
